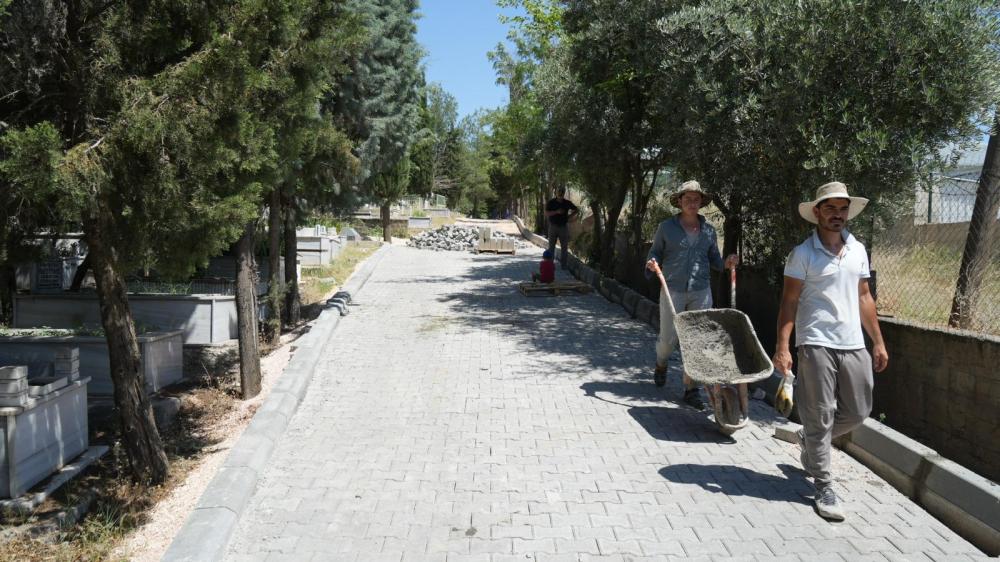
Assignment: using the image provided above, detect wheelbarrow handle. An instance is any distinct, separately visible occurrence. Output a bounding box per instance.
[648,259,675,314]
[729,265,737,309]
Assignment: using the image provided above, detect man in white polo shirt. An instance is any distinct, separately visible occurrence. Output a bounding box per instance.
[773,181,889,521]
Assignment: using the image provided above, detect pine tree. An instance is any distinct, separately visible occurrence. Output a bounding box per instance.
[334,0,423,240]
[0,0,362,482]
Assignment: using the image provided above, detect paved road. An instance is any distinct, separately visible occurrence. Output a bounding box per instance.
[226,244,988,561]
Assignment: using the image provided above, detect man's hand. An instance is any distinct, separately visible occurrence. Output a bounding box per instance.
[772,348,793,375]
[872,343,888,373]
[725,254,739,269]
[645,258,659,273]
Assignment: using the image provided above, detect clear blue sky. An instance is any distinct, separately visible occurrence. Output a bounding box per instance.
[416,1,520,119]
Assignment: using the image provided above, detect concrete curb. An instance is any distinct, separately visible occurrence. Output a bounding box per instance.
[513,216,997,556]
[840,419,999,556]
[162,243,391,562]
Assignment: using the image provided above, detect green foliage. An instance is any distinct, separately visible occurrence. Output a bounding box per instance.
[409,83,460,195]
[336,0,422,205]
[493,0,1000,279]
[655,0,1000,270]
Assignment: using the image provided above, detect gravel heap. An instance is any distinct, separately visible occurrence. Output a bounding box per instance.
[408,225,480,251]
[408,225,529,251]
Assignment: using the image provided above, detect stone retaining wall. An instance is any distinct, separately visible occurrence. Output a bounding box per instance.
[873,318,1000,483]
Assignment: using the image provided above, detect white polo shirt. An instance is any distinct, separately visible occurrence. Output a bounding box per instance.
[784,229,870,350]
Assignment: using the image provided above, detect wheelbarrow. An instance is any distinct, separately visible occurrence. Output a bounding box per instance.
[650,262,773,435]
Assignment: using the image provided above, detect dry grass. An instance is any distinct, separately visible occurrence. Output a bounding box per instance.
[431,216,456,228]
[299,244,380,305]
[873,242,1000,335]
[0,384,237,562]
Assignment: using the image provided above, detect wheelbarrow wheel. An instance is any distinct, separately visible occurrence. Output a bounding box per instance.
[710,385,747,435]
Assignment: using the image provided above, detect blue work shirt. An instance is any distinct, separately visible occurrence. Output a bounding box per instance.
[645,215,725,292]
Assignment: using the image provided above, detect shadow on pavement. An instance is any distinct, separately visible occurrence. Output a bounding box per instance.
[628,405,738,445]
[659,463,813,505]
[428,252,655,376]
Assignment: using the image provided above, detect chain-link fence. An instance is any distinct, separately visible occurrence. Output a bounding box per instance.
[872,174,1000,335]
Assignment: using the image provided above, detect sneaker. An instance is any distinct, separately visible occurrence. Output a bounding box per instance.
[815,483,846,521]
[653,365,667,387]
[683,388,707,411]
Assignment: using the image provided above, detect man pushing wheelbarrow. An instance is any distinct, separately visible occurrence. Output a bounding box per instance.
[646,181,774,434]
[645,181,739,410]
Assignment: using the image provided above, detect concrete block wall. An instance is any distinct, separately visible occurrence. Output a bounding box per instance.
[873,318,1000,483]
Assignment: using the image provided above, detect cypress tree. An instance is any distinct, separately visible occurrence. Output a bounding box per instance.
[334,0,423,240]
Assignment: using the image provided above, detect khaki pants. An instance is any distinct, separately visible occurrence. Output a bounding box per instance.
[547,224,570,266]
[797,345,873,485]
[656,287,712,389]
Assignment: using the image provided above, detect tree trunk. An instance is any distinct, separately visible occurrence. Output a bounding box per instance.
[600,191,627,277]
[266,187,283,343]
[381,203,392,242]
[283,193,300,326]
[0,262,15,327]
[949,118,1000,329]
[82,214,168,484]
[589,200,603,265]
[535,187,546,235]
[235,220,262,399]
[69,253,91,291]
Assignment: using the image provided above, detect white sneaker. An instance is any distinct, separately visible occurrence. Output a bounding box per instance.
[815,483,846,521]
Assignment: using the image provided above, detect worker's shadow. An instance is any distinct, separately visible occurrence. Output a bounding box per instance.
[659,463,813,505]
[580,381,737,445]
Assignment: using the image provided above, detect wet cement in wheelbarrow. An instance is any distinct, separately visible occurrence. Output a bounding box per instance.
[675,310,768,385]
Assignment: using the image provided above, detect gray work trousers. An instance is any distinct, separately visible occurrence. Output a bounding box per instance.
[797,345,873,485]
[547,224,570,267]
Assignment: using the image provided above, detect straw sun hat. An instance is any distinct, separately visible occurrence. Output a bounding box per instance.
[669,180,713,208]
[798,182,869,224]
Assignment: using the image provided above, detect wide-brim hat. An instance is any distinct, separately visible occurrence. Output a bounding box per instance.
[798,181,869,224]
[669,180,713,208]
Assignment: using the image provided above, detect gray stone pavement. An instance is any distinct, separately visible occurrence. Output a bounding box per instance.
[225,245,990,561]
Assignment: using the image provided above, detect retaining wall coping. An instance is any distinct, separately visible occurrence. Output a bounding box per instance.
[880,316,1000,345]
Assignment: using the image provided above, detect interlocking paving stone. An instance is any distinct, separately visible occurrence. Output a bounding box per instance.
[225,245,992,561]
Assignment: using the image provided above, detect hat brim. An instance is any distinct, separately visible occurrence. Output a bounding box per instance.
[670,192,713,208]
[798,196,869,224]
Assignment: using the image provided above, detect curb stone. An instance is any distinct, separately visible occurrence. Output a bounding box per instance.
[161,243,390,562]
[777,418,999,556]
[513,215,997,556]
[840,419,999,556]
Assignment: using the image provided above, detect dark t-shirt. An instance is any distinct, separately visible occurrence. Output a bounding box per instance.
[546,198,578,227]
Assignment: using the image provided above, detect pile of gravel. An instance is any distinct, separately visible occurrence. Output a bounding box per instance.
[408,225,529,251]
[408,225,480,251]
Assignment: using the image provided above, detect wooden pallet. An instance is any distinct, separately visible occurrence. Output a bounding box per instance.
[518,281,593,297]
[477,248,516,255]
